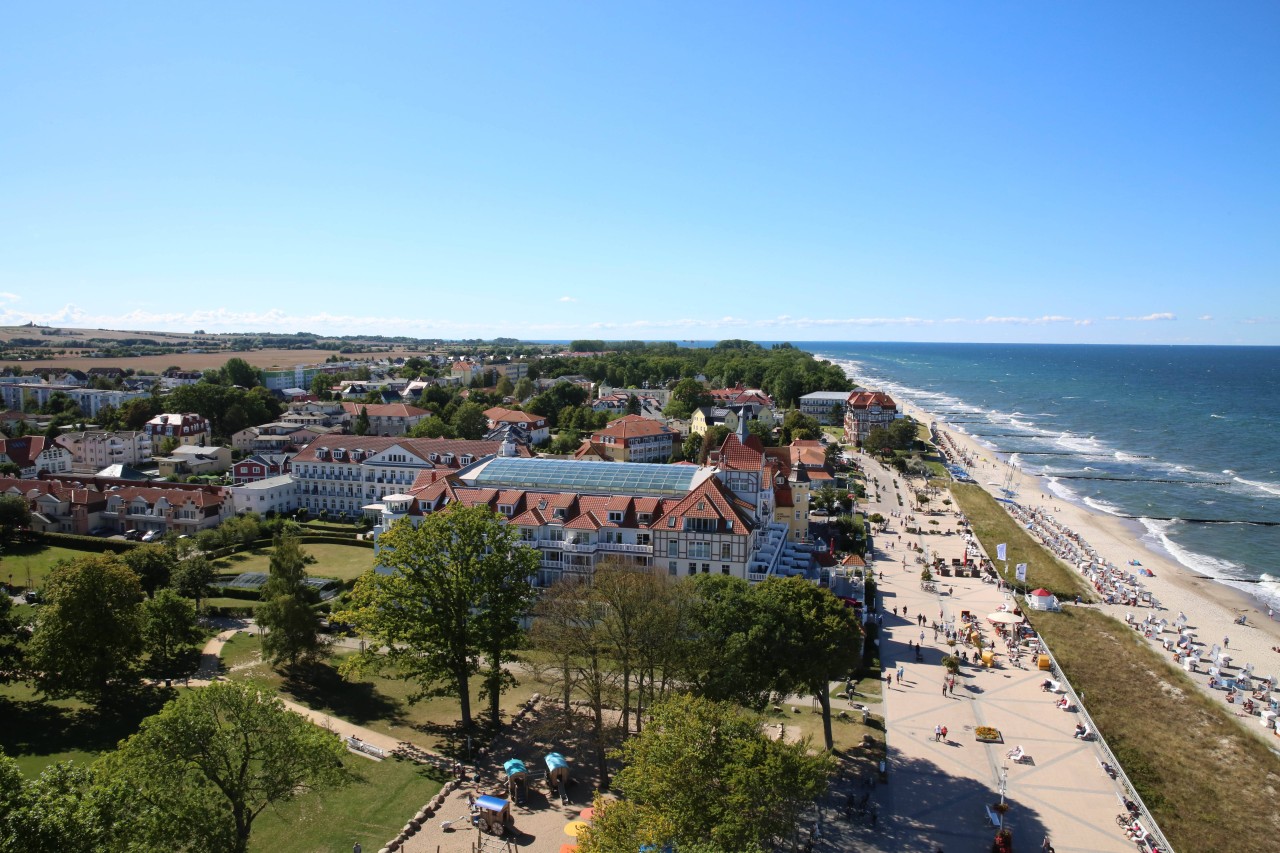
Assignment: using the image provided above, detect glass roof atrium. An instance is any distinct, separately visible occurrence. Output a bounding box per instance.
[465,457,708,497]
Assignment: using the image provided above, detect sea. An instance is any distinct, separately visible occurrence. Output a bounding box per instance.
[801,342,1280,611]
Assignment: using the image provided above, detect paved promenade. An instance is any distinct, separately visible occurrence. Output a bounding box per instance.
[831,455,1137,853]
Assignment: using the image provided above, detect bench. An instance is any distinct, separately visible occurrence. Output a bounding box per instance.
[345,736,386,759]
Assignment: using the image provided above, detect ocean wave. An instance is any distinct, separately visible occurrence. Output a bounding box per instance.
[1138,518,1249,580]
[1233,476,1280,497]
[1080,494,1125,516]
[1209,413,1225,419]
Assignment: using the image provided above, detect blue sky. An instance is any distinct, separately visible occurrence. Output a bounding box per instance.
[2,2,1277,344]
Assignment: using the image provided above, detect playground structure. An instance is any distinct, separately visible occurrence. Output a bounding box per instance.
[473,794,513,836]
[545,751,571,805]
[503,757,529,806]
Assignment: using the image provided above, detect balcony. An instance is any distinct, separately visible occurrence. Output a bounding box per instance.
[599,541,653,554]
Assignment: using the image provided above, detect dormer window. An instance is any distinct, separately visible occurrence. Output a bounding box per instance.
[429,453,439,462]
[638,513,651,523]
[553,508,566,519]
[460,455,472,466]
[498,504,513,516]
[607,511,623,523]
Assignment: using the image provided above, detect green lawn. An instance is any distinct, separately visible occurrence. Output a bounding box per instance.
[1,542,108,592]
[0,682,176,777]
[222,636,540,755]
[249,752,445,853]
[212,542,376,583]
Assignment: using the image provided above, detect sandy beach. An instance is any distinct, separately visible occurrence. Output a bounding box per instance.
[893,398,1280,726]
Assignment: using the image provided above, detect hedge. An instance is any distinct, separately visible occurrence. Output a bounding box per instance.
[31,531,140,553]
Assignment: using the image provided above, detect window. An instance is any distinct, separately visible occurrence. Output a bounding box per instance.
[667,541,678,557]
[667,516,677,528]
[721,565,730,575]
[701,564,710,573]
[688,563,696,576]
[689,542,711,560]
[607,510,623,523]
[669,561,677,576]
[721,542,732,560]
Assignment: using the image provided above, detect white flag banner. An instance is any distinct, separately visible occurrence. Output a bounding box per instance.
[996,543,1007,562]
[1015,563,1028,582]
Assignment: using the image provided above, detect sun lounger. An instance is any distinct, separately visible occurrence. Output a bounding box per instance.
[985,803,1002,826]
[1005,745,1025,761]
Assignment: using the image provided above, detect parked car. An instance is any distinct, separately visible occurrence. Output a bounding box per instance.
[141,530,158,542]
[124,529,142,541]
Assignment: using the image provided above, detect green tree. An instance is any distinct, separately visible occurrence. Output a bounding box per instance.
[494,374,514,399]
[0,593,27,685]
[0,494,31,544]
[406,414,451,438]
[142,588,202,679]
[682,431,704,463]
[752,576,862,750]
[97,682,350,853]
[780,410,821,443]
[513,376,534,401]
[172,554,215,611]
[122,543,176,598]
[27,555,143,700]
[257,533,323,668]
[581,694,831,853]
[450,401,488,440]
[0,749,110,853]
[683,575,777,708]
[337,505,539,731]
[625,394,641,415]
[353,406,371,435]
[664,378,713,419]
[219,357,262,388]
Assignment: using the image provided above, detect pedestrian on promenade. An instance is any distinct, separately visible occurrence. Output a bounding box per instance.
[934,724,942,741]
[940,725,948,742]
[893,606,899,617]
[897,665,904,684]
[942,683,947,697]
[920,630,926,644]
[903,606,909,618]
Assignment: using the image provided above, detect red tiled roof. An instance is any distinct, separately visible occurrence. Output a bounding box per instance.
[0,437,58,469]
[484,407,546,427]
[293,436,523,465]
[341,402,430,418]
[712,433,765,471]
[653,477,754,535]
[591,414,674,442]
[847,391,897,410]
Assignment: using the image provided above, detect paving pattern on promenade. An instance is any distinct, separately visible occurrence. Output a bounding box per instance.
[824,456,1137,853]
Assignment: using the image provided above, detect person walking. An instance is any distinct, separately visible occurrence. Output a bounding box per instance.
[897,665,905,684]
[934,724,942,742]
[940,725,948,742]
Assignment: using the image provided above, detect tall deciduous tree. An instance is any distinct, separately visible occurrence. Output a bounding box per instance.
[0,748,111,853]
[142,588,202,679]
[97,682,350,853]
[450,401,488,440]
[257,533,323,668]
[752,576,862,750]
[122,543,176,598]
[337,505,538,731]
[27,555,143,700]
[171,554,215,611]
[0,494,32,544]
[581,694,830,853]
[0,594,28,685]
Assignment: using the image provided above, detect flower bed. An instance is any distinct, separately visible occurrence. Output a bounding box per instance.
[975,726,1002,743]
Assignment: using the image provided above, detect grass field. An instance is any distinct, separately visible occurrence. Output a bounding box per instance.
[249,752,445,853]
[950,483,1089,599]
[1,542,106,592]
[949,482,1280,853]
[223,636,540,755]
[212,542,376,583]
[0,682,176,776]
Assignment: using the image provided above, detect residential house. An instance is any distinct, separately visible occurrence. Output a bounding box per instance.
[800,391,855,425]
[56,430,154,471]
[0,477,106,535]
[843,391,900,444]
[146,412,211,448]
[155,445,232,478]
[577,414,677,463]
[483,407,550,444]
[291,435,529,520]
[0,437,73,478]
[341,402,431,436]
[229,474,298,516]
[101,483,233,537]
[232,452,294,485]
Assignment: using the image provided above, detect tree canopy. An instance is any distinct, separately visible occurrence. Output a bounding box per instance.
[580,694,831,853]
[98,682,350,853]
[27,554,143,701]
[337,505,539,731]
[257,533,324,668]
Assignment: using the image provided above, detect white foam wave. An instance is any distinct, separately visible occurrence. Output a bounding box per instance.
[1080,494,1125,516]
[1233,476,1280,497]
[1138,518,1247,580]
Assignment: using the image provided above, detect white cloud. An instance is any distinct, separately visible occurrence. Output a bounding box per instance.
[558,296,576,302]
[1127,312,1176,322]
[974,315,1077,326]
[1197,315,1213,321]
[0,292,21,303]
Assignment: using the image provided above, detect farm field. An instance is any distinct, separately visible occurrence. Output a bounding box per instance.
[0,348,384,374]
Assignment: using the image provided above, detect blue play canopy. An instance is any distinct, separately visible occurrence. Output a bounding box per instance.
[545,752,569,771]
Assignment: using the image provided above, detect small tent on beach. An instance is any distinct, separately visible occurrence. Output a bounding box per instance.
[1026,588,1061,612]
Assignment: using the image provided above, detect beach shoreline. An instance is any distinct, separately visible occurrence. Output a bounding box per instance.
[888,393,1280,687]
